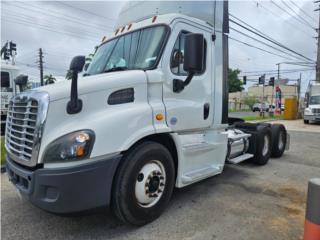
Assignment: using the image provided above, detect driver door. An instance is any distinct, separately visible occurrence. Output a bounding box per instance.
[162,22,213,132]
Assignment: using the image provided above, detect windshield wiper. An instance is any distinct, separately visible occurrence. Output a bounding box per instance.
[104,66,128,73]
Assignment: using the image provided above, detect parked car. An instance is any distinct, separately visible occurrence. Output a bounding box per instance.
[252,102,269,112]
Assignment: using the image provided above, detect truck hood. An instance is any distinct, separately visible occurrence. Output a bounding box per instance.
[309,104,320,109]
[34,70,146,102]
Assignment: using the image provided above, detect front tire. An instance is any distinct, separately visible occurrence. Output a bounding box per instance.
[304,119,309,124]
[112,141,175,226]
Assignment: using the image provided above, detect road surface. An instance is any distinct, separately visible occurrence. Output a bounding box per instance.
[1,129,320,240]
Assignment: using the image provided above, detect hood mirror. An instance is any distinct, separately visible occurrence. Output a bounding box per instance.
[66,56,85,114]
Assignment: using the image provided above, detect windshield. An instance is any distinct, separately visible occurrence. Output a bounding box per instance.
[85,25,168,76]
[310,95,320,105]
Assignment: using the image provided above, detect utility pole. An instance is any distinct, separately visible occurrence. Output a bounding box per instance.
[298,73,301,114]
[315,1,320,82]
[38,48,44,86]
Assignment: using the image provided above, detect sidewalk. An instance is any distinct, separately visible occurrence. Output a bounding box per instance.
[265,119,320,133]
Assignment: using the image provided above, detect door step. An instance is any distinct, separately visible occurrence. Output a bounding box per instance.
[227,153,253,164]
[181,166,222,184]
[182,142,217,153]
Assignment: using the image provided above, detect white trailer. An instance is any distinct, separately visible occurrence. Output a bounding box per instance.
[304,80,320,124]
[5,1,289,225]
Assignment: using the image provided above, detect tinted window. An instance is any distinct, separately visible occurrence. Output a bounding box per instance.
[170,31,207,76]
[1,71,11,91]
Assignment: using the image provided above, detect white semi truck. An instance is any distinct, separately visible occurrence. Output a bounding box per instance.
[304,80,320,124]
[5,1,288,225]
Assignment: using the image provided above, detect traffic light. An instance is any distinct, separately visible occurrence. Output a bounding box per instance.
[258,74,265,85]
[243,76,247,85]
[269,77,275,86]
[9,42,16,56]
[3,49,9,60]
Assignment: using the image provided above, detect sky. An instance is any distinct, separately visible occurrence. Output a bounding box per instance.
[0,0,318,95]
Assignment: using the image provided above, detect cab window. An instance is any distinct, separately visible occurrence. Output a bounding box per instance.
[170,31,206,76]
[1,71,11,92]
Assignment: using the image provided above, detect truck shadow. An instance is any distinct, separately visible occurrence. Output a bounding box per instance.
[28,165,252,236]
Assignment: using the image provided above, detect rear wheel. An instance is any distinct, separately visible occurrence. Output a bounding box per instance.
[304,119,309,124]
[249,126,272,165]
[112,141,175,226]
[271,124,287,158]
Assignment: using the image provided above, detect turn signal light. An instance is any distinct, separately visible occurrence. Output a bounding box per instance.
[156,113,163,121]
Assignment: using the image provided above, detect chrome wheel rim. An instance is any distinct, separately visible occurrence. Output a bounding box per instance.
[135,160,166,208]
[262,135,269,156]
[278,131,284,150]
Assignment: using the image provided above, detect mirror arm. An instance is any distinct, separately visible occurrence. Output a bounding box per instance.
[66,70,82,114]
[173,72,195,93]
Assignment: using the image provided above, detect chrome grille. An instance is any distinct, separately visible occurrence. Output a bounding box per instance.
[5,92,49,167]
[312,108,320,114]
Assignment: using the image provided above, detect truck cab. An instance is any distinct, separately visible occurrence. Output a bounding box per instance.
[1,63,19,134]
[304,81,320,124]
[5,1,288,225]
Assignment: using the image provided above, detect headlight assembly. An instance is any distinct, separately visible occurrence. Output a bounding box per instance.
[44,130,95,163]
[304,108,313,115]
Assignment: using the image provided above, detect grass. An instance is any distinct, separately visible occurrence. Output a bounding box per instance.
[1,137,6,166]
[242,115,283,122]
[228,109,251,113]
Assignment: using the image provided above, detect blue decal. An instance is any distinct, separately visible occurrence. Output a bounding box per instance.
[170,117,177,125]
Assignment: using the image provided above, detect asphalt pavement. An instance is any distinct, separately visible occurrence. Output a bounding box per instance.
[1,129,320,240]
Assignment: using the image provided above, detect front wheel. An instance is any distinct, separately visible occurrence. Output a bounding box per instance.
[304,119,309,124]
[112,141,175,226]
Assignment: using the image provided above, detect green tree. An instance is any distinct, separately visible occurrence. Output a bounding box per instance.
[242,96,257,110]
[228,68,244,93]
[44,74,56,85]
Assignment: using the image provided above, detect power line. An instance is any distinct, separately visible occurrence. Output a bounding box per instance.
[254,1,315,39]
[230,27,305,62]
[229,36,303,61]
[2,11,104,38]
[56,1,116,22]
[229,15,315,62]
[243,68,315,74]
[2,18,98,42]
[241,69,314,77]
[271,0,315,30]
[281,0,315,29]
[4,1,113,32]
[289,0,317,23]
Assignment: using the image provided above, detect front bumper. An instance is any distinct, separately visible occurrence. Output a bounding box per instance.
[6,154,121,214]
[304,115,320,121]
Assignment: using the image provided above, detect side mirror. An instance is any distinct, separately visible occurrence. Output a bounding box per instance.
[69,56,85,72]
[183,33,204,73]
[66,56,85,114]
[14,75,28,92]
[173,33,204,93]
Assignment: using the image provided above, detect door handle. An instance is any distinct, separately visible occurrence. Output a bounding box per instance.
[204,103,210,120]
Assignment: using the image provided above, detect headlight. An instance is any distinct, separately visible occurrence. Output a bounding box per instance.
[304,108,313,115]
[44,130,95,163]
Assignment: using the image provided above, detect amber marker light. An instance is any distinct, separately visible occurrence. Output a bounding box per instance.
[156,113,164,121]
[152,16,157,23]
[75,145,85,157]
[127,23,132,30]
